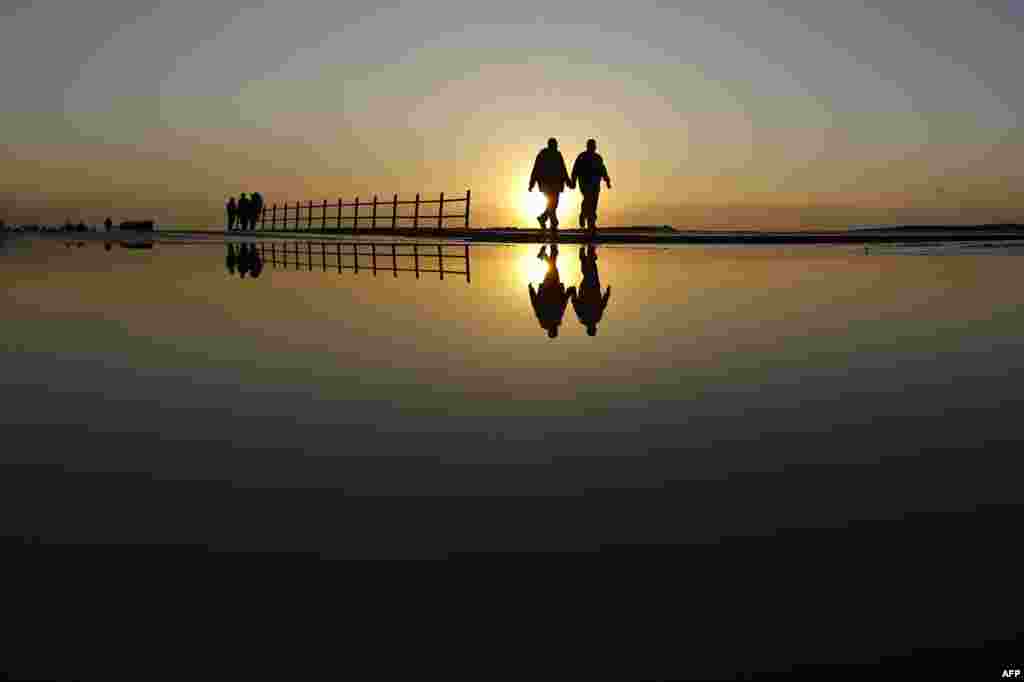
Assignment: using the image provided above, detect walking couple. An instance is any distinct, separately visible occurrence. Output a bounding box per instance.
[529,138,612,234]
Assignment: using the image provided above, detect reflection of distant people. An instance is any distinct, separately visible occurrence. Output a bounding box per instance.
[528,244,574,338]
[104,217,113,232]
[529,138,572,232]
[227,197,237,231]
[570,244,611,336]
[232,243,263,278]
[571,139,611,235]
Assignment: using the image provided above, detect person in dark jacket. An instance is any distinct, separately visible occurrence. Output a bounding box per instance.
[529,138,572,231]
[528,244,575,338]
[226,197,238,231]
[571,139,611,234]
[250,192,263,230]
[570,244,611,336]
[237,194,251,231]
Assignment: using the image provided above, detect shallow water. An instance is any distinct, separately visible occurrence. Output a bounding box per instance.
[3,235,1024,482]
[5,233,1024,674]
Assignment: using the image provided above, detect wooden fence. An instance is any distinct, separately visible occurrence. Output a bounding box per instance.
[257,190,471,232]
[258,241,470,282]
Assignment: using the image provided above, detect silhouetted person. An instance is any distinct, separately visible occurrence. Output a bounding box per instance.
[249,244,263,278]
[226,243,237,274]
[571,139,611,235]
[104,217,113,232]
[227,197,238,231]
[237,193,251,231]
[251,192,263,230]
[570,244,611,336]
[528,243,575,338]
[237,242,251,278]
[529,138,572,231]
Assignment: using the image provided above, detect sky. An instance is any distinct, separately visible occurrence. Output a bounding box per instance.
[1,0,1021,229]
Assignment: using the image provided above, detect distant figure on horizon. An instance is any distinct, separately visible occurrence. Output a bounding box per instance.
[226,197,238,231]
[528,243,575,338]
[570,244,611,336]
[251,192,263,230]
[237,193,251,231]
[529,138,572,232]
[571,139,611,235]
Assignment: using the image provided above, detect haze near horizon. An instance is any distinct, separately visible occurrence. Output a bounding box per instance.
[2,0,1021,228]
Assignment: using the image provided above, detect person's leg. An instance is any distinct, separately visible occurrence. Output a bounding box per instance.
[548,192,560,230]
[587,188,600,231]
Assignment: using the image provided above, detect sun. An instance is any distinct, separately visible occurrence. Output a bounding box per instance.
[517,189,582,228]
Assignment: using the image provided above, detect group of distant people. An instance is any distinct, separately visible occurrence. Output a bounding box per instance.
[226,193,264,231]
[529,243,611,338]
[529,138,612,234]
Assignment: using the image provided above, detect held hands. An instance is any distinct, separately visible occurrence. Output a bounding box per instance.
[528,182,535,192]
[605,179,612,189]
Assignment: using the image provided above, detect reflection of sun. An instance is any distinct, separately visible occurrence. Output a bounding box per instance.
[518,248,549,285]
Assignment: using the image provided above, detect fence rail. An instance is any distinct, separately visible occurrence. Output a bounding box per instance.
[258,190,471,232]
[258,240,470,282]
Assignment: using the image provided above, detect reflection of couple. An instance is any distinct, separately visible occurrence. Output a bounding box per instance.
[528,243,611,338]
[528,137,611,234]
[226,243,263,278]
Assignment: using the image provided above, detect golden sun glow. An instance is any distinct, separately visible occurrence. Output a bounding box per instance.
[517,189,582,228]
[518,248,550,285]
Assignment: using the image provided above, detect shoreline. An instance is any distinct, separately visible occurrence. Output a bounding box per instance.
[10,224,1024,245]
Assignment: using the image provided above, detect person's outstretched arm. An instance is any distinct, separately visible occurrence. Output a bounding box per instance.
[528,154,539,191]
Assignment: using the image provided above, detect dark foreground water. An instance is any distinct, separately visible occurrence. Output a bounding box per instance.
[2,234,1021,676]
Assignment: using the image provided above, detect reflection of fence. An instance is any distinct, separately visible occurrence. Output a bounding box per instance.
[258,241,471,282]
[260,190,471,232]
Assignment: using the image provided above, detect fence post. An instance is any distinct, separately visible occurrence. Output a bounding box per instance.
[371,243,377,275]
[336,242,341,271]
[464,189,471,229]
[353,197,359,232]
[272,204,277,230]
[294,202,299,231]
[413,193,420,230]
[354,243,359,274]
[307,200,313,230]
[438,244,444,280]
[413,244,420,278]
[392,194,397,230]
[307,241,312,271]
[372,195,378,229]
[437,192,444,230]
[322,242,326,271]
[337,198,342,231]
[465,243,470,283]
[392,243,397,277]
[321,199,327,232]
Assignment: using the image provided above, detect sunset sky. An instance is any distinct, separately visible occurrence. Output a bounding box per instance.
[2,0,1021,228]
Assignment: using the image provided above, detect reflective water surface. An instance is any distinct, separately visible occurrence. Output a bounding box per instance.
[4,233,1024,674]
[5,236,1023,478]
